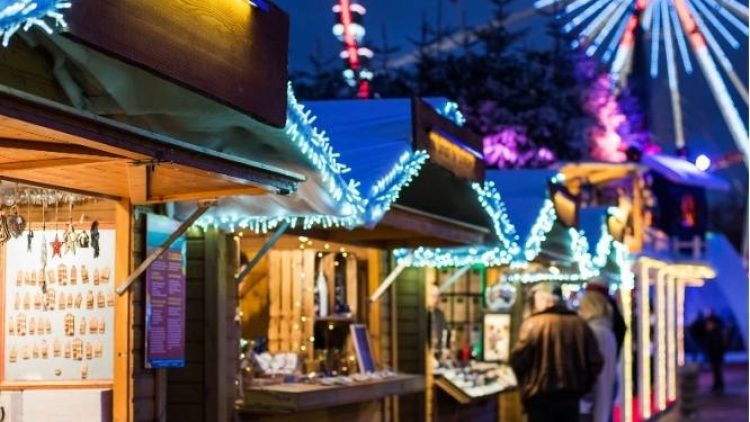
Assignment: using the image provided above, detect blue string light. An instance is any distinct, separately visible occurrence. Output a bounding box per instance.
[365,150,429,225]
[438,101,466,127]
[0,0,71,46]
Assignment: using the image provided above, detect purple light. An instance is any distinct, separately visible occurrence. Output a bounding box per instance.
[695,154,711,171]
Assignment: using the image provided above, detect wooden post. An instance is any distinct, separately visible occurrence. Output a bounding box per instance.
[113,199,133,422]
[204,229,229,422]
[631,171,644,253]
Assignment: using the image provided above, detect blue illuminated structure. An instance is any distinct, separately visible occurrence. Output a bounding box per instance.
[0,0,71,46]
[534,0,748,161]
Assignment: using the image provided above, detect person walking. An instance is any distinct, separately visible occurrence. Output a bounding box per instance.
[510,282,603,422]
[584,279,627,357]
[579,292,618,422]
[701,309,726,392]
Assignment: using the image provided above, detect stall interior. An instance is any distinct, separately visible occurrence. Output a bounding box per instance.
[0,183,119,420]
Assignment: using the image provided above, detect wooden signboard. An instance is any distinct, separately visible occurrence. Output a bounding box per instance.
[412,98,484,182]
[64,0,289,128]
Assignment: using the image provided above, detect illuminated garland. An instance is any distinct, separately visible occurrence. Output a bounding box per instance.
[438,101,466,127]
[393,245,514,268]
[569,227,598,278]
[501,270,596,284]
[285,84,366,216]
[365,150,429,225]
[472,181,521,256]
[0,0,71,47]
[523,199,557,261]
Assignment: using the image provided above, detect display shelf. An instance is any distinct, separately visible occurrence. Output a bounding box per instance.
[433,364,517,405]
[239,374,424,414]
[314,314,355,323]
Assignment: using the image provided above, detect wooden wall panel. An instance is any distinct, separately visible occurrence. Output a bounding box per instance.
[395,267,427,422]
[65,0,290,127]
[166,228,206,421]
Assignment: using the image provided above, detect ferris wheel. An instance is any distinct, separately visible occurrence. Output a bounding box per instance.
[535,0,749,162]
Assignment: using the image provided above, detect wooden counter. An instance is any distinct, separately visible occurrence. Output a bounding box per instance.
[238,374,424,421]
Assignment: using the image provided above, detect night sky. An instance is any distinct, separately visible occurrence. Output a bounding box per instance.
[276,0,749,194]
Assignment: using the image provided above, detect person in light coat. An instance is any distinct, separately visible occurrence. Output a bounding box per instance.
[579,292,618,422]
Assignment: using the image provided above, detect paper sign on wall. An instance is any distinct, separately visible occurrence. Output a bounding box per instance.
[145,214,186,368]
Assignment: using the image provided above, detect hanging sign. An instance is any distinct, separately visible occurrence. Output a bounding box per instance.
[145,214,186,368]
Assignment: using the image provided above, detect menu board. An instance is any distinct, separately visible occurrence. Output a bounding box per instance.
[145,214,186,368]
[3,229,116,382]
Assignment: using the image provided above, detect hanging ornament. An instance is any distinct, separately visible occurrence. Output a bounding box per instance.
[91,220,100,258]
[50,199,62,259]
[40,197,48,268]
[63,202,76,255]
[8,189,26,238]
[77,213,90,248]
[26,197,34,253]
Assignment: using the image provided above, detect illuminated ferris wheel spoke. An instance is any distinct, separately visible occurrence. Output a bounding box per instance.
[533,0,561,10]
[603,10,635,62]
[685,0,749,103]
[643,0,657,30]
[669,5,695,73]
[566,0,599,15]
[691,0,741,48]
[564,0,610,33]
[580,1,621,41]
[717,0,749,20]
[703,0,749,35]
[674,0,749,160]
[650,0,662,77]
[687,0,737,71]
[587,1,632,57]
[662,0,686,146]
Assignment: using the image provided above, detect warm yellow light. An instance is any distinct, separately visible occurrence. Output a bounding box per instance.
[638,261,653,419]
[656,269,667,411]
[427,130,478,180]
[667,275,677,402]
[299,236,309,243]
[621,286,634,422]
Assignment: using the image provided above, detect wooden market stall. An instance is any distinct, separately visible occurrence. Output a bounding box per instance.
[180,96,497,422]
[0,1,306,422]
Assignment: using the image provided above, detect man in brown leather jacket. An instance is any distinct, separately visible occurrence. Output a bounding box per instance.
[510,282,603,422]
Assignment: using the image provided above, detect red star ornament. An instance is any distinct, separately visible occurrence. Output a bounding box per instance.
[50,235,63,259]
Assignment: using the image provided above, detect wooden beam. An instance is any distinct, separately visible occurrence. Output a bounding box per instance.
[0,87,303,194]
[126,164,150,204]
[0,175,123,201]
[113,199,133,422]
[0,137,123,158]
[116,201,214,295]
[0,157,117,171]
[142,186,265,204]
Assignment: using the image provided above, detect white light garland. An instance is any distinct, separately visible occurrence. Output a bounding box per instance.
[393,245,513,268]
[523,199,557,261]
[0,0,71,47]
[438,101,466,127]
[472,181,522,257]
[365,150,429,225]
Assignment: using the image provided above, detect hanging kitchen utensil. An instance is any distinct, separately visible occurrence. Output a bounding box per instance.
[77,213,90,248]
[63,201,76,255]
[90,220,100,258]
[26,193,33,253]
[50,196,62,259]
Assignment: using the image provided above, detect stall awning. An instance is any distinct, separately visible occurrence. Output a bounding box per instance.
[0,84,303,202]
[643,154,730,191]
[0,31,386,219]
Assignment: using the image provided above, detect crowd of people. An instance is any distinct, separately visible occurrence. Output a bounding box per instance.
[510,279,626,422]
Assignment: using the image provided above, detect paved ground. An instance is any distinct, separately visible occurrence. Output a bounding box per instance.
[660,363,748,422]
